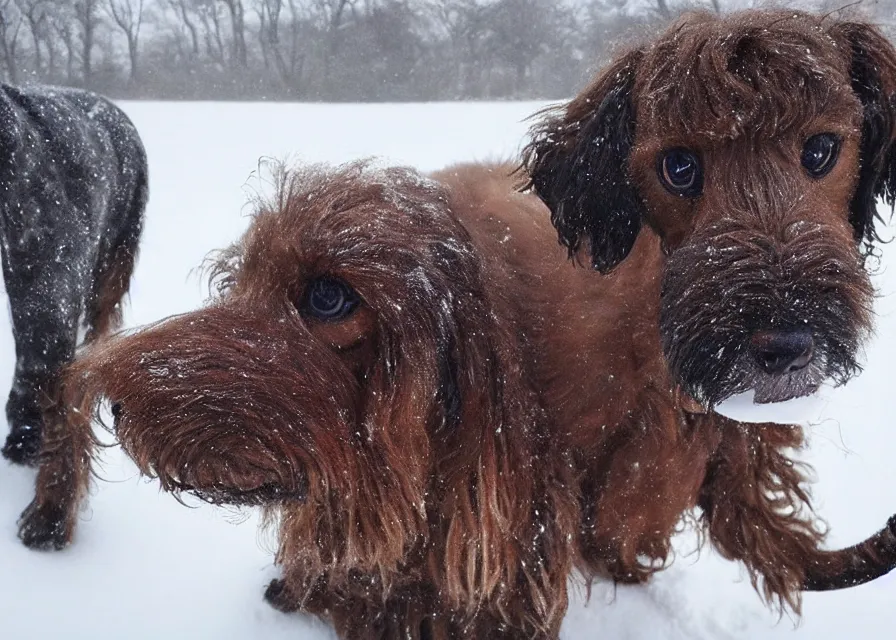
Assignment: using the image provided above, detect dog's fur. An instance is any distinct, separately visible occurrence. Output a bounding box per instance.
[523,9,896,611]
[0,84,147,550]
[65,161,584,639]
[49,9,896,634]
[65,150,896,639]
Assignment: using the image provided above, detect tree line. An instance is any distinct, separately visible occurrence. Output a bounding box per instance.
[0,0,892,101]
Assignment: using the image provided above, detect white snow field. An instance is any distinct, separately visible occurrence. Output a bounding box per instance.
[0,101,895,639]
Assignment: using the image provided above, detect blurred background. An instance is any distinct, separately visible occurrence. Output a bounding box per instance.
[0,0,892,102]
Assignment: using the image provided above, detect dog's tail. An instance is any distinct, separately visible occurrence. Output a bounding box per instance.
[802,515,896,591]
[84,158,148,345]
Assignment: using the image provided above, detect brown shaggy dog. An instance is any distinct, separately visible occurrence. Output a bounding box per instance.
[62,152,895,640]
[63,161,584,639]
[523,9,896,613]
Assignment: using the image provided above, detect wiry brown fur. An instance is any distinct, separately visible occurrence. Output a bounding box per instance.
[522,9,896,614]
[58,13,896,623]
[65,161,580,639]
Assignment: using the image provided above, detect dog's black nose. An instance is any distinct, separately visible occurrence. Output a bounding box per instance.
[749,331,815,375]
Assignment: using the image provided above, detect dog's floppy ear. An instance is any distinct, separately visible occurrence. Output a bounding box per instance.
[521,49,645,273]
[830,21,896,250]
[423,235,573,632]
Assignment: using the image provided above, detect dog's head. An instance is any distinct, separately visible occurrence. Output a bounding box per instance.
[68,160,570,627]
[524,10,896,406]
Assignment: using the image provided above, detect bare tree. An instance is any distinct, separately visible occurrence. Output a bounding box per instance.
[48,0,77,83]
[255,0,307,91]
[196,0,225,66]
[485,0,568,97]
[219,0,247,67]
[314,0,355,78]
[0,0,23,82]
[14,0,50,74]
[427,0,488,97]
[165,0,200,58]
[106,0,143,84]
[73,0,100,86]
[254,0,270,67]
[0,0,852,101]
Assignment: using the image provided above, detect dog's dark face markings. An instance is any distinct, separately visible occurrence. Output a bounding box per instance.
[524,11,896,406]
[81,163,475,510]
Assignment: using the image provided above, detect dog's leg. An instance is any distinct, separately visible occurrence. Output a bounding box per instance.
[1,254,83,466]
[276,579,520,640]
[582,409,715,583]
[1,335,59,467]
[697,415,822,613]
[267,574,556,638]
[264,577,302,613]
[0,244,95,549]
[328,594,537,640]
[17,385,95,550]
[311,590,420,640]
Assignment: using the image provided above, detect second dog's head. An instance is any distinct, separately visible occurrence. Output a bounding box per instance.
[524,10,896,406]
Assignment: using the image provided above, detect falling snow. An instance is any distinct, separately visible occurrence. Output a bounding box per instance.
[0,101,893,640]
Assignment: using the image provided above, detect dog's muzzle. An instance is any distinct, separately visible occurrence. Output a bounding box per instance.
[749,330,814,375]
[109,401,307,506]
[736,329,824,404]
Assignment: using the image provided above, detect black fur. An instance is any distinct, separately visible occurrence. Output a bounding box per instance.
[437,335,462,432]
[659,221,869,407]
[834,22,896,251]
[0,84,147,467]
[521,50,646,273]
[17,499,68,550]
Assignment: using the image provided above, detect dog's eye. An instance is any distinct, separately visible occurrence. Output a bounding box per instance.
[300,277,359,321]
[801,133,840,178]
[658,149,703,197]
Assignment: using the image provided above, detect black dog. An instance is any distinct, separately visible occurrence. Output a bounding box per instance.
[0,84,147,549]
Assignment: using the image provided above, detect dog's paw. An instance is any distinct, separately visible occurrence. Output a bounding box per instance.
[17,500,71,551]
[264,578,300,613]
[2,426,41,466]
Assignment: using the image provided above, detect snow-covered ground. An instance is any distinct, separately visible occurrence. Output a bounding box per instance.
[0,101,894,639]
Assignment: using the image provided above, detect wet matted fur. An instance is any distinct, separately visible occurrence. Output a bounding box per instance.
[63,161,582,639]
[0,84,147,550]
[523,9,896,613]
[63,154,896,638]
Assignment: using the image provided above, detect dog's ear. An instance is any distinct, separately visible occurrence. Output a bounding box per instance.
[830,21,896,250]
[424,237,572,630]
[438,305,573,629]
[521,49,645,273]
